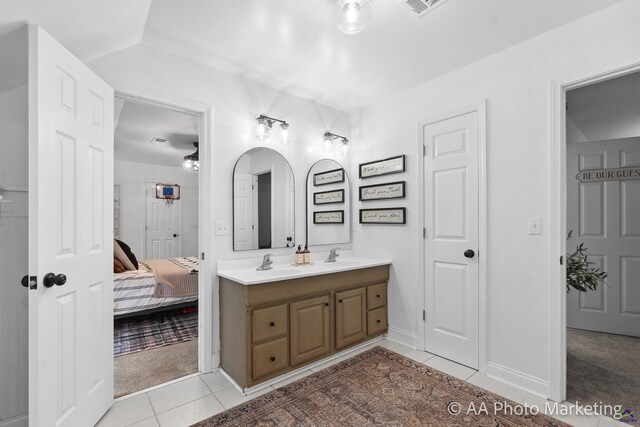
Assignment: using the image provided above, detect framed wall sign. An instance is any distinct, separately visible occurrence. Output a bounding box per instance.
[359,207,406,224]
[314,210,344,224]
[359,155,405,179]
[314,189,345,205]
[313,168,345,186]
[359,181,405,201]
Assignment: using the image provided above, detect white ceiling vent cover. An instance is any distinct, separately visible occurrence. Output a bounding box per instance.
[398,0,450,18]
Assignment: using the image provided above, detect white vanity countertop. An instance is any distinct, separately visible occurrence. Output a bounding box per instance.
[217,251,391,285]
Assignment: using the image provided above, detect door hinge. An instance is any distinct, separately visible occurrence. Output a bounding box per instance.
[423,228,426,239]
[559,255,563,265]
[252,225,255,230]
[201,252,205,260]
[252,184,254,190]
[423,145,427,156]
[422,310,426,321]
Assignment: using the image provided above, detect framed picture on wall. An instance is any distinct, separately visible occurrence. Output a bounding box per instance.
[359,155,405,179]
[313,210,344,224]
[359,207,406,224]
[359,181,405,201]
[314,189,345,205]
[313,168,345,186]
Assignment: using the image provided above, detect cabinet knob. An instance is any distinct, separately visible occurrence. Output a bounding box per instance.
[376,294,380,298]
[269,321,275,327]
[338,299,343,303]
[324,303,329,307]
[376,319,381,323]
[270,356,276,362]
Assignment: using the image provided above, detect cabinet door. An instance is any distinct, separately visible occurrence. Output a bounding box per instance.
[335,287,366,350]
[290,295,331,367]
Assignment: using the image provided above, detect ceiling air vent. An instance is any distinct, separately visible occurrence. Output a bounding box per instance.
[398,0,449,18]
[150,137,168,144]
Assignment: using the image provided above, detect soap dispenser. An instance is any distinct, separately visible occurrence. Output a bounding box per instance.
[295,245,303,265]
[303,244,311,264]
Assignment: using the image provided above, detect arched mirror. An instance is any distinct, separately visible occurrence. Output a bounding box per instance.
[306,159,351,246]
[233,147,295,251]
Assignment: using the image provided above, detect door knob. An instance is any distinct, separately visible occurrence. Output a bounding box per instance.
[21,275,37,289]
[173,234,178,238]
[21,275,29,288]
[43,273,67,288]
[464,249,475,259]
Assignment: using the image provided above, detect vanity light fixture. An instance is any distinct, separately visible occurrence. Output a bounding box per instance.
[183,142,199,171]
[255,114,290,144]
[334,0,372,35]
[323,131,349,154]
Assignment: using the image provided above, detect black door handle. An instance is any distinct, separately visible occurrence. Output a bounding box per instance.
[464,249,475,259]
[21,275,29,288]
[43,273,67,288]
[173,234,178,238]
[22,275,37,289]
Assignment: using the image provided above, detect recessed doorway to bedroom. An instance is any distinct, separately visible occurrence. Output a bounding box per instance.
[113,97,201,398]
[565,70,640,416]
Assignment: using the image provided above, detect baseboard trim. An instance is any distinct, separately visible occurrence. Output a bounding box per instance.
[485,362,550,398]
[0,413,28,427]
[386,326,418,349]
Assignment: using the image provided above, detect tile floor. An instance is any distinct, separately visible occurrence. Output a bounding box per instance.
[97,339,625,427]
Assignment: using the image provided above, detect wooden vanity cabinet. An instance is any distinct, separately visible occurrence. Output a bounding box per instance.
[219,265,389,389]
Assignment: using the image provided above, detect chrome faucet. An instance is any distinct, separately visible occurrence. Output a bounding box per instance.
[325,247,342,263]
[256,254,274,271]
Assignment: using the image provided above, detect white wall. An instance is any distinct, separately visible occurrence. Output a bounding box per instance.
[89,44,352,366]
[351,0,640,397]
[114,159,200,258]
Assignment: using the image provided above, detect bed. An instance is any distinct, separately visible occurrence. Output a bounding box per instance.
[114,256,199,319]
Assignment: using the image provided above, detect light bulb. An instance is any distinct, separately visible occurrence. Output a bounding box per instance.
[341,140,349,155]
[256,117,271,141]
[280,123,289,144]
[183,160,193,169]
[336,0,371,35]
[345,2,360,24]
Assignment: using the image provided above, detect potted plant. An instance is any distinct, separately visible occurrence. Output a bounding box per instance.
[566,230,608,293]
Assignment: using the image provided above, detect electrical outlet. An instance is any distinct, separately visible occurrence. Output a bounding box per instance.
[528,217,542,235]
[215,221,229,236]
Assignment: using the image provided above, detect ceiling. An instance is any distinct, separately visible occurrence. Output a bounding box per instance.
[567,70,640,143]
[114,100,199,167]
[0,0,622,110]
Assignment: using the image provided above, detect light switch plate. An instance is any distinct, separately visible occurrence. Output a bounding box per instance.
[528,217,542,235]
[215,221,229,236]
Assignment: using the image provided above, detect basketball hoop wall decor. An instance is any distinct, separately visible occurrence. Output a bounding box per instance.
[155,183,181,205]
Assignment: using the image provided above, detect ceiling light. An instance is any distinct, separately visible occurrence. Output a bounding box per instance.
[323,131,349,155]
[335,0,372,35]
[255,114,291,144]
[183,142,199,171]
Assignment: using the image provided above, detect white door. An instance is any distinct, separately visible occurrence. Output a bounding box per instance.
[233,173,254,250]
[423,111,480,369]
[28,25,114,426]
[145,183,180,259]
[567,139,640,337]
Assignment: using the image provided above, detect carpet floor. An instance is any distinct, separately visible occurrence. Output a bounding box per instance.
[114,309,198,356]
[567,327,640,413]
[195,347,569,427]
[115,339,198,398]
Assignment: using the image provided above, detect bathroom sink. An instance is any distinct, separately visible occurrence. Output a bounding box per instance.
[256,269,298,275]
[323,261,361,268]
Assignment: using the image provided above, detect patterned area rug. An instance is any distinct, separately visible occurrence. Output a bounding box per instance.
[114,310,198,356]
[195,347,570,427]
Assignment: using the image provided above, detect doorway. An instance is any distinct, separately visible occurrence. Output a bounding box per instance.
[256,171,272,249]
[112,97,202,398]
[563,71,640,413]
[420,103,487,371]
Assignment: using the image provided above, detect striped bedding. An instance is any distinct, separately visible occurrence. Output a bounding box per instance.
[114,259,198,316]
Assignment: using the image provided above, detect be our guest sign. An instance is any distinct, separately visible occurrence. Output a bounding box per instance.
[577,166,640,183]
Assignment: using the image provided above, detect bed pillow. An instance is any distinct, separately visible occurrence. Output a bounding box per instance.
[115,239,139,270]
[114,240,136,271]
[114,258,127,274]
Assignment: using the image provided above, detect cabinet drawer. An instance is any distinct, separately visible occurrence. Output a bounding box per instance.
[367,306,388,336]
[252,304,288,343]
[367,283,387,310]
[252,337,288,380]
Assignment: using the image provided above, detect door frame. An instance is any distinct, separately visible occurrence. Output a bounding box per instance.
[110,82,215,374]
[144,181,182,259]
[548,59,640,402]
[417,101,488,372]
